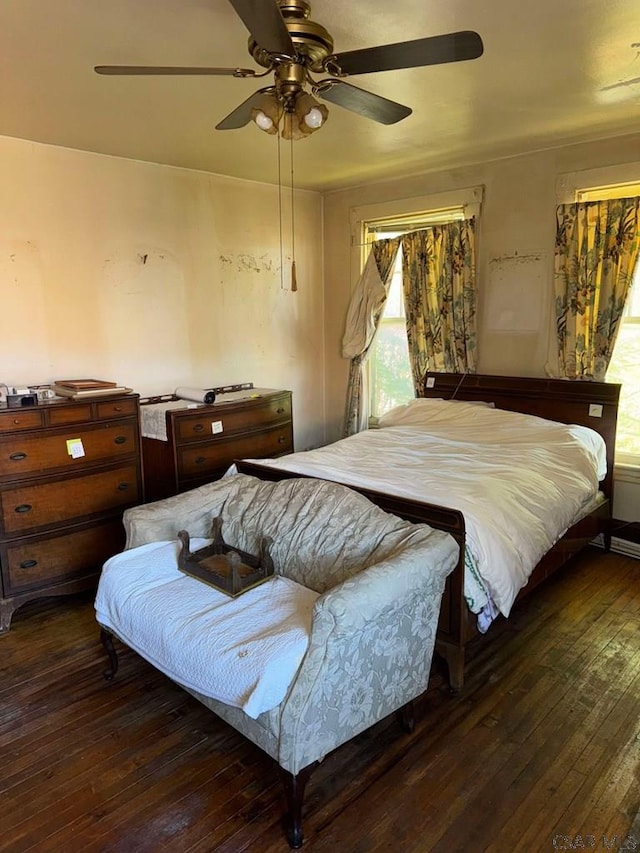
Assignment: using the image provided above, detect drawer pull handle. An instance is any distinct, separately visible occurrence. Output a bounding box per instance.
[19,559,38,569]
[278,436,286,444]
[277,407,285,414]
[114,436,127,445]
[15,504,32,513]
[9,452,27,461]
[195,456,206,465]
[117,482,130,491]
[193,424,205,433]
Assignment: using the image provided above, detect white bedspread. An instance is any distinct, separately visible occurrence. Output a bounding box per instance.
[95,539,319,719]
[241,400,607,621]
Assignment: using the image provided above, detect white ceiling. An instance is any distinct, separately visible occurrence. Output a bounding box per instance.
[1,0,639,193]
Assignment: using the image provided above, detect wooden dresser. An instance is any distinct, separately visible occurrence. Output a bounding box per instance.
[141,389,293,502]
[0,393,142,632]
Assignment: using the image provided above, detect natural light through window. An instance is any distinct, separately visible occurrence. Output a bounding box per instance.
[605,261,640,464]
[365,208,465,419]
[578,182,640,466]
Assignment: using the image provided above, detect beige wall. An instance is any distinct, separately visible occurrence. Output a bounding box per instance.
[3,131,638,519]
[0,135,325,452]
[322,132,640,520]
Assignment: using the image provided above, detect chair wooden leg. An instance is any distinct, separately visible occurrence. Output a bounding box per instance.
[437,643,466,693]
[100,628,119,681]
[396,700,415,733]
[279,762,317,848]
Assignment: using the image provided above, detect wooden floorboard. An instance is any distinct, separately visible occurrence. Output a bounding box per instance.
[1,547,638,852]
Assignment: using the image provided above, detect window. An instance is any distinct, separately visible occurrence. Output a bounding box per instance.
[364,208,466,419]
[605,261,640,464]
[578,182,640,465]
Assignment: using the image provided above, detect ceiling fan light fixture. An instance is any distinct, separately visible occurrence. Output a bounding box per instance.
[254,110,276,132]
[250,93,283,134]
[281,110,308,140]
[303,106,325,129]
[294,91,328,134]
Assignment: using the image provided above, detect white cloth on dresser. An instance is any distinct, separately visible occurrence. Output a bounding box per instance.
[95,539,319,718]
[139,400,189,441]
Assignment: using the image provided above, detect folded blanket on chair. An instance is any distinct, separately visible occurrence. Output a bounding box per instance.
[95,539,319,718]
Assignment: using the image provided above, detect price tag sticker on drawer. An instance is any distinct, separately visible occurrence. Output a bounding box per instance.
[211,420,223,435]
[66,438,86,459]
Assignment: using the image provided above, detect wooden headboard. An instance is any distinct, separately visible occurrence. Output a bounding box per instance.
[420,372,621,500]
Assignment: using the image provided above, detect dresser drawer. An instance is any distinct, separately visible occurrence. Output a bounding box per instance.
[174,395,291,444]
[178,423,293,481]
[0,422,139,479]
[48,404,93,426]
[1,463,140,535]
[96,397,138,419]
[0,410,44,432]
[2,519,125,595]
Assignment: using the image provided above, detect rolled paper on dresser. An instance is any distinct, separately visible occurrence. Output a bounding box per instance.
[174,387,216,405]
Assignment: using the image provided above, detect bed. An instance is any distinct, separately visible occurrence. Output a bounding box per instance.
[236,373,621,690]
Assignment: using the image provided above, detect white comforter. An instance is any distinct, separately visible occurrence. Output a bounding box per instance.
[243,399,607,622]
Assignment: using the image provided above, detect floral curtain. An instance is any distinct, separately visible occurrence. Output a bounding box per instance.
[342,237,401,436]
[401,219,477,391]
[550,197,640,381]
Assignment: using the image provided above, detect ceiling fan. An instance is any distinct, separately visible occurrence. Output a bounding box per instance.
[95,0,483,139]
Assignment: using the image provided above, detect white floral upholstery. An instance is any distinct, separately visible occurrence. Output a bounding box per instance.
[120,474,458,779]
[115,474,460,845]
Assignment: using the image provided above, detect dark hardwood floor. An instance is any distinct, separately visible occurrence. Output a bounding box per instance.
[1,547,639,852]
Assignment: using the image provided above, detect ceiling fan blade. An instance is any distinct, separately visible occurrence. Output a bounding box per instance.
[327,31,484,76]
[215,89,271,130]
[227,0,294,55]
[94,65,257,77]
[316,80,411,125]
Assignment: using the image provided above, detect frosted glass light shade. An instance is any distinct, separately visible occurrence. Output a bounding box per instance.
[304,107,325,129]
[255,111,274,131]
[250,93,282,135]
[294,92,328,135]
[281,111,307,141]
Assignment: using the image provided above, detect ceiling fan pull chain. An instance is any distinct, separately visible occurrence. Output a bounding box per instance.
[290,133,297,292]
[277,130,285,291]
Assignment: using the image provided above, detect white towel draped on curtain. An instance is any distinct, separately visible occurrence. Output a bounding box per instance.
[342,237,401,436]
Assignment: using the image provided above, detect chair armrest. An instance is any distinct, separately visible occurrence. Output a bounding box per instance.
[123,478,239,549]
[277,532,458,774]
[319,531,458,632]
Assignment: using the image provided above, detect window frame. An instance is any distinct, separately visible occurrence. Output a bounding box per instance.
[349,187,483,426]
[364,209,467,421]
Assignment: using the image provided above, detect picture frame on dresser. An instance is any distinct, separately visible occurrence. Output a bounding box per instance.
[0,392,143,633]
[139,388,293,502]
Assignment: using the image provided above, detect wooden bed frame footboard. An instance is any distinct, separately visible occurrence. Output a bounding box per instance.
[237,373,621,691]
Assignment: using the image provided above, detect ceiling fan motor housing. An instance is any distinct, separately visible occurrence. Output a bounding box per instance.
[249,0,334,71]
